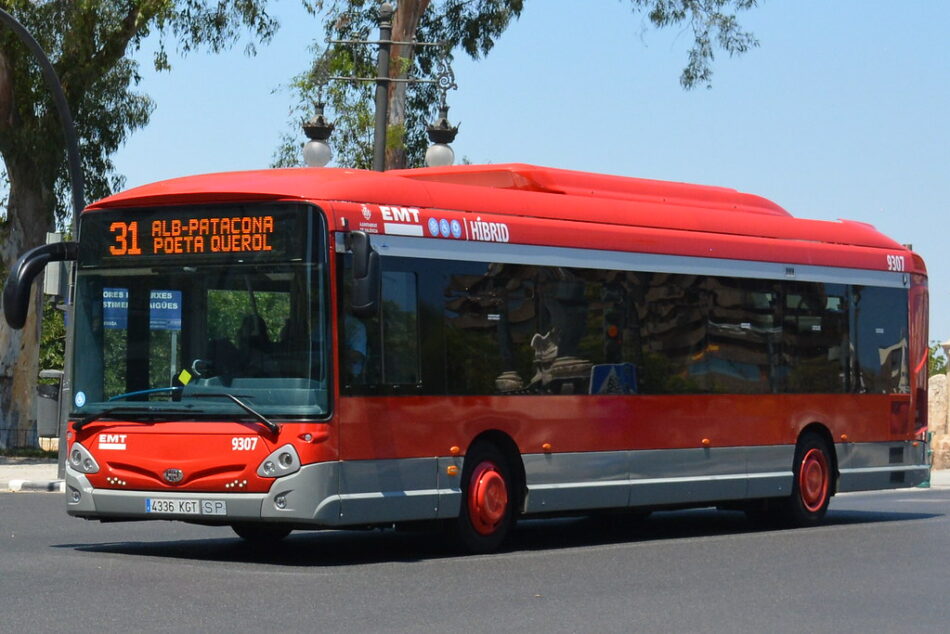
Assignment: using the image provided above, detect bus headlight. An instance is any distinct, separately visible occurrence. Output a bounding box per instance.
[257,444,300,478]
[68,443,100,474]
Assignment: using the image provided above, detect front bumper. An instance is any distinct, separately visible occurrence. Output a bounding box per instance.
[66,461,343,526]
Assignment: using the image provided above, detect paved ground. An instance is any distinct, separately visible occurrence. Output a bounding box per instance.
[3,484,950,632]
[0,457,62,492]
[2,455,948,491]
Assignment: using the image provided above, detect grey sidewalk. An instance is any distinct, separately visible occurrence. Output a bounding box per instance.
[2,456,949,493]
[0,458,63,492]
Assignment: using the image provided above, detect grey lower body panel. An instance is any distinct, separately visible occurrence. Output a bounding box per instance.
[836,441,930,492]
[522,441,930,514]
[65,440,929,527]
[523,445,795,514]
[327,456,462,525]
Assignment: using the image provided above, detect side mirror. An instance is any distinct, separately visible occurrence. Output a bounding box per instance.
[347,231,379,318]
[3,241,78,329]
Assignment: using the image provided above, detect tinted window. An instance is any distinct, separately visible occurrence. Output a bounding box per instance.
[784,283,848,393]
[638,273,707,394]
[342,264,420,391]
[703,278,780,394]
[853,286,909,393]
[344,254,906,399]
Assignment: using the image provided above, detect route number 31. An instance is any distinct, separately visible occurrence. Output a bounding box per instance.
[109,221,142,256]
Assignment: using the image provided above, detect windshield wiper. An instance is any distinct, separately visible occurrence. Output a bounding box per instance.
[74,406,191,431]
[189,392,280,434]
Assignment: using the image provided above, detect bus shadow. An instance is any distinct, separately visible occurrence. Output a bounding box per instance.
[55,506,940,567]
[511,507,940,553]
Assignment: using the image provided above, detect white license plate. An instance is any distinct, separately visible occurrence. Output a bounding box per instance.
[145,499,227,516]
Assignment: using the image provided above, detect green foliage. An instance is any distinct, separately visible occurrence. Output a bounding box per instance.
[930,342,948,377]
[38,297,65,382]
[634,0,760,89]
[0,0,278,227]
[278,0,525,169]
[279,0,760,169]
[207,289,290,348]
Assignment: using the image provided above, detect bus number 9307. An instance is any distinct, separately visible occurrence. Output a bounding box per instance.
[232,437,259,451]
[886,254,905,272]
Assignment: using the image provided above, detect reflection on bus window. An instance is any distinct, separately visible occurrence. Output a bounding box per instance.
[342,266,419,390]
[340,254,909,398]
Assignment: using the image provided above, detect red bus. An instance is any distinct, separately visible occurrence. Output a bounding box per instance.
[4,163,930,552]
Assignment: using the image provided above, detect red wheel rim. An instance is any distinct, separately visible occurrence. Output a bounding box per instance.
[467,461,509,536]
[799,448,830,513]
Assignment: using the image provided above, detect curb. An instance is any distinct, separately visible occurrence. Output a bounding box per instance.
[7,479,65,493]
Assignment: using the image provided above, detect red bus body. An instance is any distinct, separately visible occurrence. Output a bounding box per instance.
[63,164,929,545]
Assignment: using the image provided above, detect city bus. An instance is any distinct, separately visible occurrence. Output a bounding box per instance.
[3,163,930,552]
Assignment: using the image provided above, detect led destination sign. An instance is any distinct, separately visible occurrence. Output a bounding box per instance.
[79,204,311,266]
[109,215,276,256]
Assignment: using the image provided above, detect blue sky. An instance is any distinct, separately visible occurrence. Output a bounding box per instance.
[114,0,950,342]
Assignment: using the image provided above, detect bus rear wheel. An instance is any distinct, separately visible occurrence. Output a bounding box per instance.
[231,523,292,543]
[455,443,515,553]
[782,433,833,527]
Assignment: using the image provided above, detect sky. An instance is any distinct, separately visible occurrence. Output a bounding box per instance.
[113,0,950,342]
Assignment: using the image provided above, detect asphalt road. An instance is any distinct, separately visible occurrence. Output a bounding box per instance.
[2,488,949,633]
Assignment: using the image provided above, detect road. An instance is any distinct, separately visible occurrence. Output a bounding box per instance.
[1,487,949,633]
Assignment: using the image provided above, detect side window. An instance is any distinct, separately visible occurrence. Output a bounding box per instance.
[442,263,649,396]
[443,262,509,395]
[704,277,780,394]
[638,273,707,394]
[534,267,595,394]
[381,271,419,385]
[784,282,848,393]
[341,261,419,391]
[852,286,909,393]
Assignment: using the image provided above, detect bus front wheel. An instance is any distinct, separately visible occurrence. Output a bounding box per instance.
[455,443,515,553]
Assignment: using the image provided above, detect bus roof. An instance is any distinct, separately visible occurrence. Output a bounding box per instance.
[87,163,906,253]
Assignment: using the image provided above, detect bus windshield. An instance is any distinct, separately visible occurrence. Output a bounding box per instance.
[71,203,329,419]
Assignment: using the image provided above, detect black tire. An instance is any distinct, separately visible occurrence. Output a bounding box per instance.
[455,443,517,554]
[780,433,834,527]
[231,523,292,543]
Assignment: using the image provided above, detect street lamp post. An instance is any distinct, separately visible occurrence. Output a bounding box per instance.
[304,1,458,170]
[372,2,394,172]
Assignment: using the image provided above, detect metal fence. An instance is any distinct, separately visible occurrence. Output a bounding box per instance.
[0,425,40,452]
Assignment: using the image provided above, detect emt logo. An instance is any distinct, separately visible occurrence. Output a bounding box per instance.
[99,434,127,450]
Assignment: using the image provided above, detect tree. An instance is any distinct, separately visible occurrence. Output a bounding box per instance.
[0,1,277,447]
[277,0,761,170]
[931,342,948,377]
